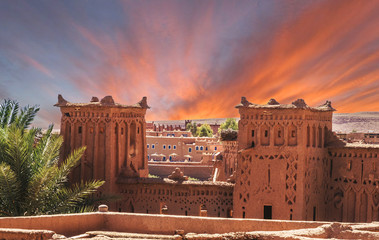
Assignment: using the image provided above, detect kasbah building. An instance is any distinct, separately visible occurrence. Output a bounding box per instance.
[55,94,379,223]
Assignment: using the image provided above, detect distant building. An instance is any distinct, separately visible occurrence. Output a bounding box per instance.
[147,135,222,163]
[337,132,379,144]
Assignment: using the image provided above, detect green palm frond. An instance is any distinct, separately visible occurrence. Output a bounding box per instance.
[0,163,22,216]
[53,180,104,214]
[16,105,40,129]
[0,99,104,216]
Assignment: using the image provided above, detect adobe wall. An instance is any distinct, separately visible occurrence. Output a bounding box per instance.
[327,146,379,222]
[104,212,325,235]
[222,140,238,178]
[0,213,104,237]
[114,179,234,218]
[149,164,213,180]
[0,212,328,237]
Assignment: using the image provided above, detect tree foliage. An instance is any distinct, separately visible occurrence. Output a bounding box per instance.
[0,99,104,216]
[197,124,213,137]
[220,118,238,132]
[186,122,199,137]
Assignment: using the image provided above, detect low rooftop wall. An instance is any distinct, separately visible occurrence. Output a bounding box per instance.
[149,164,212,180]
[0,212,327,237]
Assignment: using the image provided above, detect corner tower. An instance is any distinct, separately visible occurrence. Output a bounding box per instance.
[55,95,150,194]
[233,97,335,221]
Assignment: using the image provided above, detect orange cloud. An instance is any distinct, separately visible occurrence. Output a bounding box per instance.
[61,0,379,121]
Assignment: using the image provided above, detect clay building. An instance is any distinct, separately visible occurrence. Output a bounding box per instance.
[147,136,222,162]
[56,95,379,222]
[146,135,223,180]
[234,97,379,222]
[55,95,232,217]
[146,129,191,137]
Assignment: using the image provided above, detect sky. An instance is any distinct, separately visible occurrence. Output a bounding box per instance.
[0,0,378,128]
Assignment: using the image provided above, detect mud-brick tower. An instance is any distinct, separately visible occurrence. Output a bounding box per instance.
[55,95,150,194]
[233,97,335,221]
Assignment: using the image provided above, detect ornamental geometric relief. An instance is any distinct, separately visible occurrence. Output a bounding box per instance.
[285,155,298,205]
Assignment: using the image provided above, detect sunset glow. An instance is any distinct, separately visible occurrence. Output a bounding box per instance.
[0,0,378,127]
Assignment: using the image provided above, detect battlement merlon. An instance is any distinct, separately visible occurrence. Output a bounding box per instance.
[54,94,150,110]
[235,97,336,112]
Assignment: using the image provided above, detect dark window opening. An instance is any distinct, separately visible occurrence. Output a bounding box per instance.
[78,126,82,134]
[330,159,333,178]
[185,210,188,216]
[121,128,124,135]
[278,131,281,138]
[252,130,255,137]
[264,205,272,219]
[64,113,70,117]
[313,207,316,221]
[265,130,268,137]
[251,141,255,148]
[138,127,140,134]
[242,211,246,218]
[119,208,121,212]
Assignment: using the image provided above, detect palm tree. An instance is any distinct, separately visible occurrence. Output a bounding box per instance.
[0,99,104,216]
